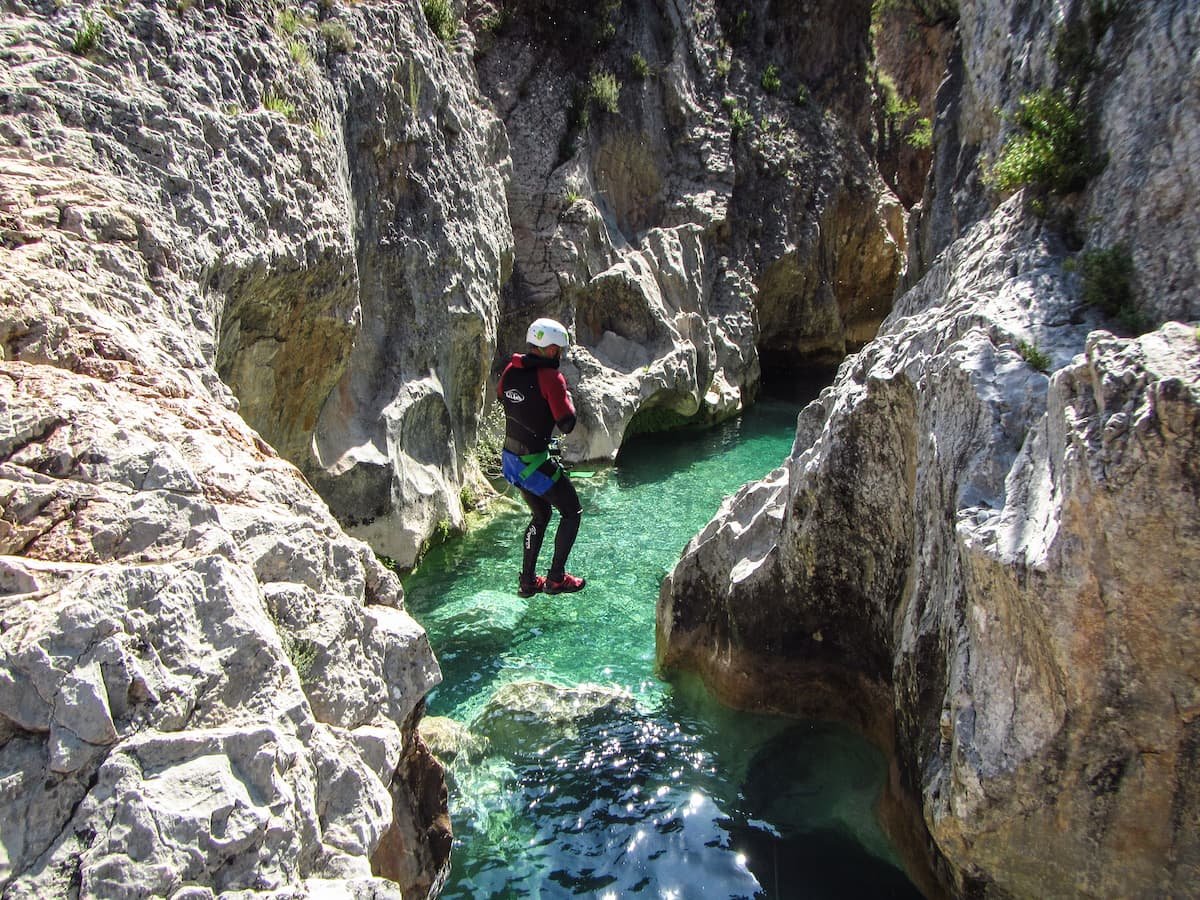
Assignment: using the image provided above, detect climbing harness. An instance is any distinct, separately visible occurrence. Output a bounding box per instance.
[501,447,562,496]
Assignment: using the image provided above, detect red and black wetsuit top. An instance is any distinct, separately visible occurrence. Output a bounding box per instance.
[497,353,577,453]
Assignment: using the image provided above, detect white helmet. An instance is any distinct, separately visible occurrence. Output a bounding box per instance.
[526,317,570,349]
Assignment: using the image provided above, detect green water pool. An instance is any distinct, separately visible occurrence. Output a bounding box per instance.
[404,400,923,898]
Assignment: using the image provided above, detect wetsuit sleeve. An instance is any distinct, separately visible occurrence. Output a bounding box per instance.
[538,368,577,433]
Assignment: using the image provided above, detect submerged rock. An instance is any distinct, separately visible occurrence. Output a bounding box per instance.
[421,715,489,767]
[471,680,636,756]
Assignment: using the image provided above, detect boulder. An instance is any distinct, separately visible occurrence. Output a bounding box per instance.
[471,680,636,756]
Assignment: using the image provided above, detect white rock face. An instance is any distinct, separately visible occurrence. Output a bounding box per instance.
[0,0,451,894]
[662,0,1200,889]
[0,0,512,570]
[660,191,1200,894]
[473,0,904,461]
[0,361,442,896]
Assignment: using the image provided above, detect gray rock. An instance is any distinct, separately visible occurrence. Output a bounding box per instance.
[662,0,1200,888]
[475,0,904,460]
[471,680,636,756]
[661,194,1200,894]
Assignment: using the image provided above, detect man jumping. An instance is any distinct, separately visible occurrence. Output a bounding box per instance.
[497,317,587,598]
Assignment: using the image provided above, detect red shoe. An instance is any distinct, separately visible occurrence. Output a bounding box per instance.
[545,572,586,594]
[518,576,545,598]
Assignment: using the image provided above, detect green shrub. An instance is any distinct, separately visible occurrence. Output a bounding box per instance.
[422,0,458,42]
[876,71,931,149]
[631,52,650,80]
[288,39,312,66]
[760,63,781,94]
[729,105,752,139]
[564,188,582,205]
[1079,244,1143,331]
[71,11,104,56]
[715,56,731,78]
[794,84,809,105]
[319,20,356,53]
[1017,340,1051,372]
[988,88,1098,196]
[588,70,621,114]
[906,116,933,149]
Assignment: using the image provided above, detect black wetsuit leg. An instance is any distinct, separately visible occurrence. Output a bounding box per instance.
[519,489,552,584]
[517,471,582,582]
[544,474,582,580]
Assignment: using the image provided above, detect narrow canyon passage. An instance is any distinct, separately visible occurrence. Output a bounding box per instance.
[404,398,924,898]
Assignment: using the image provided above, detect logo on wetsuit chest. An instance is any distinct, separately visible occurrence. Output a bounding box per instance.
[504,389,525,403]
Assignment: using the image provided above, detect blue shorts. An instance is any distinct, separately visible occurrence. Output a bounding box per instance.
[501,450,561,497]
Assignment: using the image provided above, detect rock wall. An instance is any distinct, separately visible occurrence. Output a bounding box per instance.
[0,0,475,894]
[660,0,1200,895]
[471,0,904,460]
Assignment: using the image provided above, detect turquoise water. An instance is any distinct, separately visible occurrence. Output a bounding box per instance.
[404,401,922,898]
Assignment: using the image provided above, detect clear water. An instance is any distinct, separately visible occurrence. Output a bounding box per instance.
[404,401,923,899]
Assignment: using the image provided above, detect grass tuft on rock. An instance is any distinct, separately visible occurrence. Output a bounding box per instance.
[1017,340,1051,372]
[262,91,297,120]
[319,21,356,54]
[70,11,104,56]
[760,63,781,94]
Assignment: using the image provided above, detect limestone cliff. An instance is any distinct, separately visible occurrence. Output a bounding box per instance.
[660,0,1200,896]
[471,0,904,459]
[0,0,481,894]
